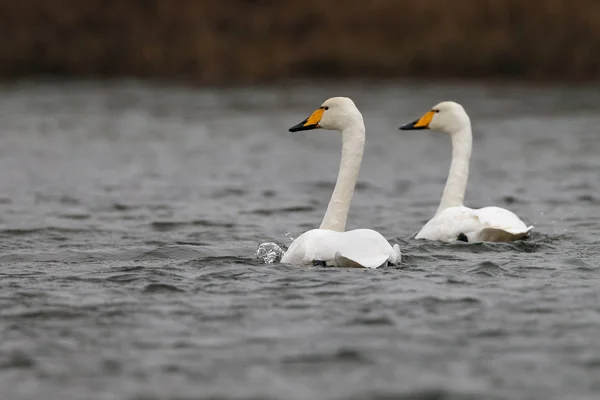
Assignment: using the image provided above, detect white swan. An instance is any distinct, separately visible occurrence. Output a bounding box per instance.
[281,97,401,268]
[400,101,533,243]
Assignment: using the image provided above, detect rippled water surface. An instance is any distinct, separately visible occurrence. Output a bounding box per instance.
[0,81,599,400]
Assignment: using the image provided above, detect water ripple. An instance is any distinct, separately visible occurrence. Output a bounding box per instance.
[0,82,599,400]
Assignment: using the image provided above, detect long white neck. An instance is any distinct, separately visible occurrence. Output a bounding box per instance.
[319,125,365,231]
[437,125,472,214]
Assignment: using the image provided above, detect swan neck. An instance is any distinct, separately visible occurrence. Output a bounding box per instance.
[437,126,472,213]
[319,125,365,231]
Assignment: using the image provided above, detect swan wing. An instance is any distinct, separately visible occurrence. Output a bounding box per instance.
[473,206,533,234]
[281,228,400,269]
[472,206,533,241]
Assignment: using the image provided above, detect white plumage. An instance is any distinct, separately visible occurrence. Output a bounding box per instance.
[280,97,401,268]
[400,101,533,243]
[415,206,533,243]
[282,229,401,269]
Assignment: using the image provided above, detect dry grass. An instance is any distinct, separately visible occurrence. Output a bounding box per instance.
[1,0,599,82]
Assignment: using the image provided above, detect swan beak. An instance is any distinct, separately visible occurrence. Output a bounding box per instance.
[399,110,435,130]
[289,108,324,132]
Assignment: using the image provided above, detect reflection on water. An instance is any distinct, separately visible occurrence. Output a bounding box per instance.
[0,80,599,399]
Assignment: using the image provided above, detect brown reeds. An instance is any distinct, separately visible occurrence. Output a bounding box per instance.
[1,0,599,82]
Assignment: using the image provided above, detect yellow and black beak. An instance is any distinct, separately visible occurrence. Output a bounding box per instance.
[289,107,324,132]
[399,110,436,130]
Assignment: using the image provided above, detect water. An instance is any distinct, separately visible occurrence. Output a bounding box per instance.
[0,80,599,400]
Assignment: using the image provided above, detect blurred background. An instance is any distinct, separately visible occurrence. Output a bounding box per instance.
[2,0,600,83]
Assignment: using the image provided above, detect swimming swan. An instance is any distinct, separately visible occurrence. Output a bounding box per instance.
[400,101,533,243]
[281,97,401,268]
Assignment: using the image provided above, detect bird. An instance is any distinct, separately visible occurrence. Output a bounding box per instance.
[280,97,401,268]
[400,101,533,243]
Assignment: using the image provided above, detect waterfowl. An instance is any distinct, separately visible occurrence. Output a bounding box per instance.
[281,97,401,268]
[400,101,533,243]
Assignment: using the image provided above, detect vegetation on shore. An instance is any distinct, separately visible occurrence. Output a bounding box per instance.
[1,0,599,82]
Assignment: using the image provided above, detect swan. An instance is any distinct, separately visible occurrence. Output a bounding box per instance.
[400,101,533,243]
[280,97,401,268]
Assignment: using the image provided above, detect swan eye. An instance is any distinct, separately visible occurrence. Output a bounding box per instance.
[324,106,329,110]
[432,109,440,113]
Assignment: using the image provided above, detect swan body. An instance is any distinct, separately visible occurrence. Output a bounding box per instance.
[400,101,533,243]
[280,97,401,268]
[282,229,401,268]
[415,206,533,243]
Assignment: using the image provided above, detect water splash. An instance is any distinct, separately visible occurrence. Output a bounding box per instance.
[256,242,286,264]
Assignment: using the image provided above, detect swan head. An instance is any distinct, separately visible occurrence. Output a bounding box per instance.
[289,97,364,133]
[399,101,470,135]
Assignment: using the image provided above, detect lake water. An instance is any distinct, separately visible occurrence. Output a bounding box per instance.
[0,80,599,400]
